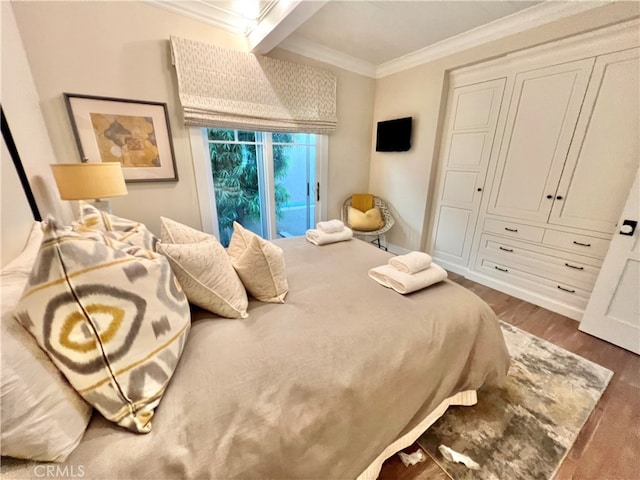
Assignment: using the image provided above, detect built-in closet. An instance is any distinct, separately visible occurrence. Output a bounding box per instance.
[428,20,639,320]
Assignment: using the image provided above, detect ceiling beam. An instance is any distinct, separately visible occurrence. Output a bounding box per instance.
[248,0,328,55]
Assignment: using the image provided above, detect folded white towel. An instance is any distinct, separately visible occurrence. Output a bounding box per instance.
[368,263,447,294]
[388,251,433,274]
[316,219,345,234]
[306,227,353,246]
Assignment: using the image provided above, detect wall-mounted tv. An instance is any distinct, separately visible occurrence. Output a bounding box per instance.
[375,116,412,152]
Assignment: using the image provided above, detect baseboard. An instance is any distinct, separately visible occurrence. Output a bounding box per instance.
[385,242,411,255]
[434,259,584,321]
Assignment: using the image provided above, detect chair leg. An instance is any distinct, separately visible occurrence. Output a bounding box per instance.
[372,236,387,251]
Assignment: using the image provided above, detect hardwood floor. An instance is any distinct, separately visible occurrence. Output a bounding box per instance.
[378,272,640,480]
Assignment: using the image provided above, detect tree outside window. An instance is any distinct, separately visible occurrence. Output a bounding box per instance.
[207,129,292,245]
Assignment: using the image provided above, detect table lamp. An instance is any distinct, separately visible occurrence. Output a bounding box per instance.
[51,161,128,214]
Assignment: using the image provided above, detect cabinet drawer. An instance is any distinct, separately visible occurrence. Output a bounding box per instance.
[542,229,611,258]
[477,257,590,308]
[483,218,544,242]
[478,234,600,290]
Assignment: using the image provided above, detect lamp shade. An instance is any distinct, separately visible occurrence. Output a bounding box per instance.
[51,163,128,200]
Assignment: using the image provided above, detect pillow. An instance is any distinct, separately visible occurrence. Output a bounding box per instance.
[159,216,212,244]
[227,222,288,303]
[157,216,248,318]
[2,221,43,273]
[14,219,190,434]
[157,240,249,319]
[74,201,158,251]
[348,206,384,231]
[351,193,375,212]
[1,222,92,462]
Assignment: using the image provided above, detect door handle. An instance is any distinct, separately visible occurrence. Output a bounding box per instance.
[620,220,637,236]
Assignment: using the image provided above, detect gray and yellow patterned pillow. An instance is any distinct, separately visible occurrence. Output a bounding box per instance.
[74,201,158,251]
[14,219,190,433]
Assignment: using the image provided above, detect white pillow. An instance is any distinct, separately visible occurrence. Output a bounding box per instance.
[1,222,93,462]
[227,222,288,303]
[2,221,44,273]
[157,239,249,319]
[160,216,212,244]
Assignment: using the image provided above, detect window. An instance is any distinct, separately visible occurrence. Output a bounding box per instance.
[201,129,320,246]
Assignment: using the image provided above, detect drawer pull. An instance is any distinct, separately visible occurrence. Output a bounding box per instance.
[494,266,509,272]
[504,227,518,233]
[499,246,514,252]
[572,240,591,247]
[557,285,576,293]
[565,262,584,270]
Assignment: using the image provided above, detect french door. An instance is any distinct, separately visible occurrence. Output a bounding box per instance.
[203,129,319,246]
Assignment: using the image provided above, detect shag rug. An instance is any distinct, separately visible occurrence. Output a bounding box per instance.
[417,322,613,480]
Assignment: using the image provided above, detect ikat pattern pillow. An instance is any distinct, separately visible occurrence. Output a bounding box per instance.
[228,222,288,303]
[74,201,158,251]
[14,219,190,434]
[1,223,93,462]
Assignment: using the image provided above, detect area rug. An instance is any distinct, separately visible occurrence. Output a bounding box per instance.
[417,321,613,480]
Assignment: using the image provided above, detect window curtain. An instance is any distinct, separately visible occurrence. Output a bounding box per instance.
[169,36,337,134]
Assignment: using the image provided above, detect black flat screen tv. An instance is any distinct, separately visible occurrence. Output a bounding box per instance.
[375,117,412,152]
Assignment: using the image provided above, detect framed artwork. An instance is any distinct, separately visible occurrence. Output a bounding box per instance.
[64,93,178,183]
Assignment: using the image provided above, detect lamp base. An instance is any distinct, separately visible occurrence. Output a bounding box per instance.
[91,199,112,214]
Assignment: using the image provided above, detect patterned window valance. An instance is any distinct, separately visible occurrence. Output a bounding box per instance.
[169,36,337,134]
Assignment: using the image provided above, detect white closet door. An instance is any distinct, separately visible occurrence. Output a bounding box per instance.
[580,170,640,354]
[549,48,640,233]
[487,58,595,222]
[431,78,505,266]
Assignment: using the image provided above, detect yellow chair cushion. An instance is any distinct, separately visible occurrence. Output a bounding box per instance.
[351,194,375,212]
[348,206,384,231]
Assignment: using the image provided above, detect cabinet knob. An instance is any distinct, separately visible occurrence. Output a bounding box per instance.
[556,195,564,200]
[477,188,482,192]
[546,195,553,199]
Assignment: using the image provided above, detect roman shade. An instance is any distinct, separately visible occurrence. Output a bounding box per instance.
[170,36,337,134]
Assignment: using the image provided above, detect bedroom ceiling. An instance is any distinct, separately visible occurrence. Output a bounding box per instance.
[286,1,540,66]
[150,0,607,78]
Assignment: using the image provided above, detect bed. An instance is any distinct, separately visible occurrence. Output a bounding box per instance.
[1,144,510,479]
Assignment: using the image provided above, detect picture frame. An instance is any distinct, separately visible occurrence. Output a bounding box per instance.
[64,93,178,183]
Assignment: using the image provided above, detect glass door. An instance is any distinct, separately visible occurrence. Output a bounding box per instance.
[271,133,316,238]
[205,129,317,245]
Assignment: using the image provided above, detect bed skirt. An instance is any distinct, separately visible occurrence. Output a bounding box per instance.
[357,390,478,480]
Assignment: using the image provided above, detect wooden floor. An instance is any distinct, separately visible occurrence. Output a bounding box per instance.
[378,272,640,480]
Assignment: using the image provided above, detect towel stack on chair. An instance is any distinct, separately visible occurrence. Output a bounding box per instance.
[368,251,447,294]
[305,219,353,246]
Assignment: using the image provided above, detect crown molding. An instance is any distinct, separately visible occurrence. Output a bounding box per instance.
[279,34,377,78]
[147,1,246,35]
[374,0,613,78]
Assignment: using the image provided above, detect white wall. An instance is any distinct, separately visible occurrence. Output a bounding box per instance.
[370,2,640,251]
[9,1,375,234]
[1,2,73,224]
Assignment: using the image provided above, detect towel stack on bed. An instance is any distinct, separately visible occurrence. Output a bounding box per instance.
[369,251,447,294]
[306,219,353,246]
